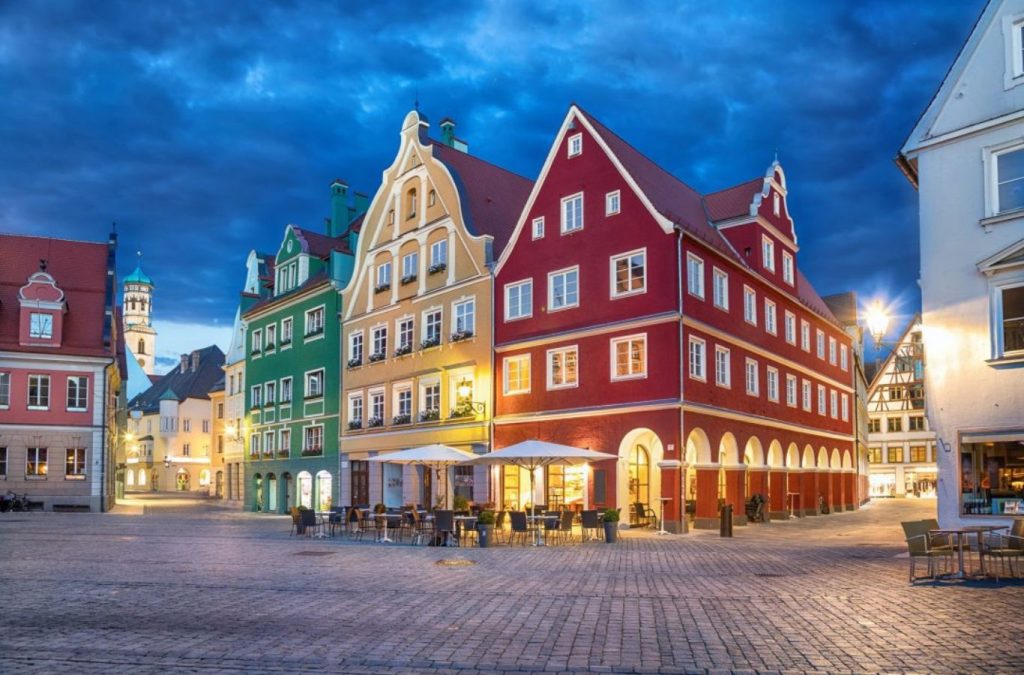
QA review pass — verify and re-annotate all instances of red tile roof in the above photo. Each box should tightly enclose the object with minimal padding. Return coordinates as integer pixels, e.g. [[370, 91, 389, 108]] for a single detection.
[[704, 178, 763, 222], [796, 270, 840, 324], [431, 141, 533, 255], [0, 233, 113, 357]]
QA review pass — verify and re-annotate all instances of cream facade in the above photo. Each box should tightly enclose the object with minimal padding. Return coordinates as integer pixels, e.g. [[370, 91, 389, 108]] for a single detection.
[[339, 111, 530, 508]]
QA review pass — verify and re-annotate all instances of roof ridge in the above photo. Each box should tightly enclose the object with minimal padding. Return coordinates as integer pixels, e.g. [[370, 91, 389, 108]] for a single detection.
[[429, 140, 534, 183]]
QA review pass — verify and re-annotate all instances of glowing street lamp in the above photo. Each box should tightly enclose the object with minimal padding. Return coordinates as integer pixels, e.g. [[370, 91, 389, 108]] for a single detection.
[[865, 300, 891, 350], [456, 379, 486, 415]]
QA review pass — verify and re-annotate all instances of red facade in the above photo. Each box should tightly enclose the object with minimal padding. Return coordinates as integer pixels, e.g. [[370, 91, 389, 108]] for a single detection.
[[493, 106, 856, 530]]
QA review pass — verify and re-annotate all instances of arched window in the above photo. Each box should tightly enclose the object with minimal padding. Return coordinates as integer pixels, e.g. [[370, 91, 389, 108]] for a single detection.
[[629, 444, 650, 506], [138, 339, 146, 355], [130, 299, 136, 310], [428, 189, 436, 207], [407, 188, 417, 219]]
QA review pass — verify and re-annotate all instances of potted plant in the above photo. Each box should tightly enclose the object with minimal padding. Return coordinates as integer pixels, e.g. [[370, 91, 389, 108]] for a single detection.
[[602, 507, 620, 543], [453, 494, 469, 513], [476, 510, 495, 548]]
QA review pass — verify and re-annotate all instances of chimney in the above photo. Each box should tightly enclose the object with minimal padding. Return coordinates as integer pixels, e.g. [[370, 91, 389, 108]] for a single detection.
[[329, 179, 349, 237], [180, 354, 188, 373], [439, 118, 469, 153], [191, 351, 200, 372]]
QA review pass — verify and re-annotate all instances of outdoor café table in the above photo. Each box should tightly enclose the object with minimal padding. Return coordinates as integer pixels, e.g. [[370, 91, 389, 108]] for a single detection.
[[786, 492, 800, 519], [526, 514, 560, 546], [929, 526, 1004, 578], [453, 515, 477, 546], [373, 513, 403, 544]]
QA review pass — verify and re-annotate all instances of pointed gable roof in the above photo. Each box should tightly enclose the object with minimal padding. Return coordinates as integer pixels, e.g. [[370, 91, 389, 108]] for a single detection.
[[978, 236, 1024, 274], [128, 345, 225, 412], [867, 315, 922, 393]]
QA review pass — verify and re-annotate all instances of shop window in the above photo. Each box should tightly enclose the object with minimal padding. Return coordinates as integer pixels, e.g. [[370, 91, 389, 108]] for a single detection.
[[887, 447, 903, 463], [960, 439, 1024, 516], [867, 447, 882, 464], [910, 446, 928, 463]]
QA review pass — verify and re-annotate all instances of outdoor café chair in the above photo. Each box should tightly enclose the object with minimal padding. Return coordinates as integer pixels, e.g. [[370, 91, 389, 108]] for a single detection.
[[299, 508, 320, 538], [557, 510, 575, 544], [508, 511, 529, 546], [493, 511, 507, 545], [581, 510, 601, 542], [434, 510, 456, 547], [982, 519, 1024, 580], [409, 508, 433, 546], [920, 518, 959, 552], [289, 507, 302, 536], [902, 520, 954, 582], [544, 510, 561, 541], [328, 507, 345, 537], [634, 502, 656, 528]]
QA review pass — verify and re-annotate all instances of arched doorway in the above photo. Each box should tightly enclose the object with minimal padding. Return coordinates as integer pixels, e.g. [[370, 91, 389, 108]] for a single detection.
[[684, 428, 711, 523], [138, 469, 147, 488], [176, 468, 190, 491], [316, 470, 333, 511], [617, 428, 664, 527], [267, 473, 278, 512], [126, 468, 135, 488], [282, 472, 294, 510], [253, 473, 263, 511], [297, 471, 313, 509]]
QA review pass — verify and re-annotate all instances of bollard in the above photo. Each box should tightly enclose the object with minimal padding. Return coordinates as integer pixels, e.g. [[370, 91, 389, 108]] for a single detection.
[[720, 504, 734, 537]]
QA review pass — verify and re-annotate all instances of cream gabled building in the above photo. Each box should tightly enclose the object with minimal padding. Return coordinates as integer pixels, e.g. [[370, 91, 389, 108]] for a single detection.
[[865, 318, 937, 499], [339, 111, 531, 508]]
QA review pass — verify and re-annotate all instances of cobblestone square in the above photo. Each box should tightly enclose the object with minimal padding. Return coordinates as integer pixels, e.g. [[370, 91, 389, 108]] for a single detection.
[[1, 498, 1021, 674]]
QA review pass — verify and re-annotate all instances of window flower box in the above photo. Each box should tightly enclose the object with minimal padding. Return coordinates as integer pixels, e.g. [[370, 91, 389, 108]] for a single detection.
[[347, 357, 363, 369], [450, 330, 474, 343], [368, 351, 386, 363], [262, 450, 275, 458], [263, 401, 275, 408], [249, 404, 261, 411], [280, 338, 292, 346], [449, 403, 475, 419], [394, 343, 412, 357], [428, 262, 447, 275], [400, 274, 417, 286], [265, 342, 276, 351], [420, 336, 441, 349], [301, 447, 323, 457], [367, 417, 384, 428], [251, 348, 262, 356], [304, 393, 323, 401], [419, 409, 440, 422], [277, 450, 289, 458], [374, 283, 391, 294], [348, 419, 363, 431], [304, 326, 324, 338], [392, 414, 412, 426]]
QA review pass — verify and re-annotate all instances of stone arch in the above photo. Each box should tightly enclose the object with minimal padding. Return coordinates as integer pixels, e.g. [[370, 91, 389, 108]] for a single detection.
[[842, 449, 854, 470], [617, 427, 664, 526], [817, 447, 829, 469], [743, 436, 765, 467], [718, 432, 740, 466], [685, 428, 712, 465], [802, 445, 816, 469], [768, 440, 785, 468], [786, 443, 800, 468], [830, 448, 842, 470]]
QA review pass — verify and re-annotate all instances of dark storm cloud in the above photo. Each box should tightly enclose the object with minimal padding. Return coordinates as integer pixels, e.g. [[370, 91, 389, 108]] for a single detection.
[[0, 0, 984, 331]]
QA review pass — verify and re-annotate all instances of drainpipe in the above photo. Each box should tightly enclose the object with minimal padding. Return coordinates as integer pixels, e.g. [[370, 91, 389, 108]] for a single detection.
[[676, 225, 688, 533]]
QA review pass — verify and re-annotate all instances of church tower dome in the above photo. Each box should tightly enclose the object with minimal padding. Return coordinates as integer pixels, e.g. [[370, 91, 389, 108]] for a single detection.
[[123, 251, 157, 374]]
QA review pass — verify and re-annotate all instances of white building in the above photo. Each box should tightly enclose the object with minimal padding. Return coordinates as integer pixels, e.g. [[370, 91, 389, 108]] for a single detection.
[[865, 318, 937, 499], [898, 0, 1024, 525]]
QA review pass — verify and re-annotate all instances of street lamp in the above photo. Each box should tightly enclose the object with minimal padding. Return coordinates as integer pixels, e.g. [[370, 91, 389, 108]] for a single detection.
[[865, 300, 891, 350], [456, 379, 486, 415]]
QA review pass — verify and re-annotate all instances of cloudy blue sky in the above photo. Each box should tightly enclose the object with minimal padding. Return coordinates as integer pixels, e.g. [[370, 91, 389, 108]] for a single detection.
[[0, 0, 985, 370]]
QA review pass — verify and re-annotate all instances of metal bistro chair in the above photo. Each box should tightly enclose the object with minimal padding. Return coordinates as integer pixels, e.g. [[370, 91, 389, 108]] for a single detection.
[[433, 510, 456, 547], [409, 508, 433, 546], [557, 510, 575, 545], [633, 502, 656, 529], [289, 507, 302, 536], [982, 519, 1024, 580], [508, 511, 529, 547], [581, 510, 602, 542], [328, 507, 346, 537], [902, 520, 954, 582], [543, 510, 561, 543], [299, 509, 321, 538], [493, 511, 507, 545]]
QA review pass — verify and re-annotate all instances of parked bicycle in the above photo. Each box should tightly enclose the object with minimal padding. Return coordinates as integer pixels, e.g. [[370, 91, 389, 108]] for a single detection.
[[1, 491, 31, 512]]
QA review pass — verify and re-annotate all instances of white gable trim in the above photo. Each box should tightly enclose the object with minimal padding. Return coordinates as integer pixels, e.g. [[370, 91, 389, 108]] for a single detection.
[[978, 236, 1024, 274]]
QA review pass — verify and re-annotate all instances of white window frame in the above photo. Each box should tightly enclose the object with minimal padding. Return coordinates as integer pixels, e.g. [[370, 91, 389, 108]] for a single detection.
[[816, 329, 825, 359], [420, 379, 441, 414], [828, 337, 837, 365], [762, 235, 775, 272], [712, 267, 729, 310], [567, 132, 582, 157], [280, 428, 291, 453], [560, 192, 584, 234], [784, 310, 796, 345], [370, 324, 387, 358], [817, 384, 827, 416], [992, 279, 1024, 358], [548, 266, 579, 311], [348, 392, 364, 425], [504, 279, 533, 321], [841, 393, 850, 422], [782, 251, 794, 285], [611, 334, 647, 381], [546, 345, 579, 390], [766, 366, 779, 402], [66, 376, 88, 412], [376, 261, 392, 288], [802, 379, 812, 412], [280, 376, 293, 404], [744, 358, 759, 396], [250, 384, 262, 408], [688, 337, 706, 382], [605, 190, 620, 216], [369, 389, 385, 422], [304, 425, 324, 453], [452, 298, 475, 336], [714, 345, 731, 388], [430, 239, 448, 267], [986, 138, 1024, 217], [610, 249, 646, 298], [28, 374, 50, 410], [305, 369, 325, 399], [304, 305, 325, 339], [801, 320, 811, 352], [423, 307, 442, 345], [281, 317, 293, 346], [251, 329, 263, 355], [764, 299, 777, 335], [532, 216, 545, 240], [348, 330, 364, 364], [503, 354, 532, 395], [743, 286, 757, 325], [686, 253, 705, 300], [830, 389, 838, 419], [28, 312, 53, 339], [840, 344, 849, 371], [401, 251, 418, 280], [397, 316, 414, 351], [0, 372, 9, 408], [786, 374, 797, 407]]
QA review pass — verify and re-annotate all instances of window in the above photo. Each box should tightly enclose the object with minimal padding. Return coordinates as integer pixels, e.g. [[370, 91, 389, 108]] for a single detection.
[[561, 193, 583, 233], [532, 217, 545, 240], [908, 416, 925, 431], [280, 429, 291, 453], [762, 235, 775, 272], [782, 251, 794, 285], [401, 252, 418, 281], [816, 329, 825, 359], [396, 388, 412, 418], [422, 381, 440, 413], [828, 337, 837, 365], [887, 417, 902, 432], [840, 344, 849, 371], [611, 250, 646, 297], [453, 298, 475, 336], [786, 374, 797, 406], [406, 187, 417, 219], [784, 311, 796, 344], [371, 325, 387, 359], [65, 448, 86, 479], [217, 403, 224, 419], [505, 280, 533, 320], [423, 309, 442, 346], [281, 318, 293, 345], [260, 434, 271, 456], [265, 324, 276, 349], [26, 447, 47, 477], [202, 419, 210, 433], [29, 312, 53, 339], [1, 373, 13, 406], [66, 376, 88, 411], [28, 374, 49, 409], [743, 286, 757, 325], [183, 418, 191, 432], [348, 331, 364, 364], [867, 447, 882, 463], [612, 335, 646, 380], [687, 337, 706, 381], [802, 380, 812, 411], [304, 426, 323, 453], [712, 268, 728, 310], [715, 346, 731, 387], [773, 193, 781, 217], [910, 446, 928, 463], [430, 240, 448, 268], [398, 317, 414, 352], [428, 189, 436, 207], [800, 320, 810, 351], [376, 261, 392, 289], [687, 254, 705, 299], [887, 447, 903, 464], [829, 390, 838, 418], [280, 377, 292, 403], [251, 329, 263, 354], [767, 367, 779, 402], [868, 418, 881, 433], [305, 307, 325, 337], [250, 434, 260, 455], [264, 381, 276, 405], [306, 370, 324, 399], [568, 132, 582, 157], [349, 394, 363, 425], [841, 393, 850, 422], [817, 385, 826, 415], [998, 285, 1024, 355], [764, 300, 777, 335], [745, 358, 759, 396], [605, 190, 620, 215], [504, 355, 531, 395], [0, 447, 5, 477], [993, 146, 1024, 214], [250, 384, 262, 408], [889, 386, 904, 401], [547, 346, 579, 389], [370, 391, 385, 422], [548, 267, 579, 310]]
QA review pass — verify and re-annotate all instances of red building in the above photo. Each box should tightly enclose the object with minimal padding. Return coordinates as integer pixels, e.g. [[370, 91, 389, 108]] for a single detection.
[[493, 106, 856, 530], [0, 232, 125, 511]]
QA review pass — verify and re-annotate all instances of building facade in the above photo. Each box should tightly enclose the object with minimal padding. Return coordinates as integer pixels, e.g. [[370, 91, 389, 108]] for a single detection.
[[209, 381, 226, 497], [123, 256, 157, 375], [339, 111, 531, 508], [0, 232, 124, 511], [242, 184, 366, 513], [493, 106, 857, 530], [898, 0, 1024, 525]]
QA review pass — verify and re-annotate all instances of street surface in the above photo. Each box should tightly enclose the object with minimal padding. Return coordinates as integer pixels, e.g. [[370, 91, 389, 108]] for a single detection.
[[1, 497, 1021, 674]]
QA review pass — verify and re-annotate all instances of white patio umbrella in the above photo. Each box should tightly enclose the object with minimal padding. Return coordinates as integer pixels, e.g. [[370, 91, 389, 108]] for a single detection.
[[460, 440, 618, 515], [367, 444, 477, 508]]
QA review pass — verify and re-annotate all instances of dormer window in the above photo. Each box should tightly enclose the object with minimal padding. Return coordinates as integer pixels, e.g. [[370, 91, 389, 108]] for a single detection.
[[29, 313, 53, 339]]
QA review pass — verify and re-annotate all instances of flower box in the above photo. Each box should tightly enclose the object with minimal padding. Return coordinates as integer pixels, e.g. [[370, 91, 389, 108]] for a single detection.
[[368, 352, 386, 363], [348, 420, 363, 431], [400, 274, 417, 286], [347, 357, 363, 368], [301, 447, 323, 457], [420, 336, 441, 349], [367, 417, 384, 428], [304, 327, 324, 338], [419, 409, 440, 422], [428, 262, 447, 275], [450, 330, 474, 343], [392, 414, 412, 426], [449, 404, 475, 419], [276, 450, 289, 458], [394, 344, 412, 357], [374, 283, 391, 294]]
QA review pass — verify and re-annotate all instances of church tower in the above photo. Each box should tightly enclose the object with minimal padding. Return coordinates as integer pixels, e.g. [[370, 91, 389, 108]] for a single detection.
[[123, 252, 157, 374]]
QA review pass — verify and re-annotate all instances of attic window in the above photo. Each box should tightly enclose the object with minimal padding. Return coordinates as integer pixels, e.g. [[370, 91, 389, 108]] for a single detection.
[[407, 188, 417, 220], [773, 193, 780, 217], [428, 190, 436, 207], [29, 313, 53, 339], [568, 133, 582, 158]]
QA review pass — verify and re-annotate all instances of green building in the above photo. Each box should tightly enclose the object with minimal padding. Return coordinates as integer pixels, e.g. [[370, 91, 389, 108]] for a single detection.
[[243, 180, 366, 512]]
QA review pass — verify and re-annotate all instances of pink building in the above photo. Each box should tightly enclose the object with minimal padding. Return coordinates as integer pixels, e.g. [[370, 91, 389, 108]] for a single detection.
[[493, 106, 856, 530], [0, 232, 124, 511]]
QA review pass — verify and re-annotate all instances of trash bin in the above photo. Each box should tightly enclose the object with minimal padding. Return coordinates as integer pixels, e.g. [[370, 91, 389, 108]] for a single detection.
[[478, 524, 491, 548], [720, 504, 733, 537]]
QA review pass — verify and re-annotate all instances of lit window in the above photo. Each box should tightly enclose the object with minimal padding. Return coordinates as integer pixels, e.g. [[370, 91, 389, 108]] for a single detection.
[[715, 346, 730, 388], [504, 355, 531, 395], [26, 447, 47, 477], [764, 299, 777, 335], [611, 250, 645, 297], [712, 268, 729, 310], [766, 366, 779, 402], [548, 267, 579, 310], [762, 235, 775, 272], [782, 252, 794, 285], [612, 335, 647, 380], [561, 193, 583, 233], [65, 448, 86, 478], [547, 346, 579, 389], [688, 337, 706, 381], [687, 254, 704, 299], [605, 190, 620, 215], [532, 217, 545, 240], [505, 280, 533, 320], [568, 133, 582, 157], [745, 358, 759, 396], [29, 312, 53, 339], [743, 286, 757, 325]]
